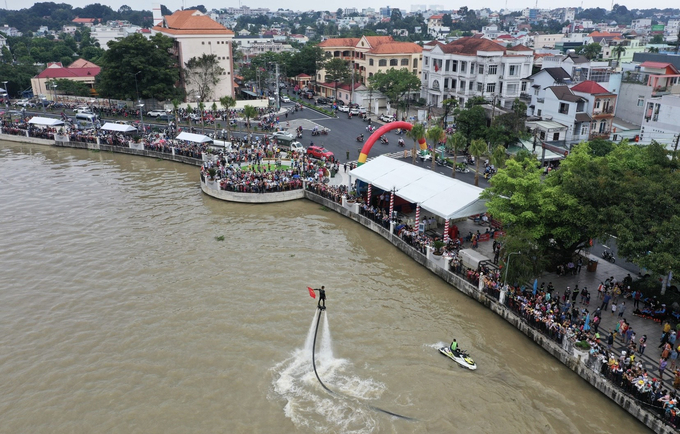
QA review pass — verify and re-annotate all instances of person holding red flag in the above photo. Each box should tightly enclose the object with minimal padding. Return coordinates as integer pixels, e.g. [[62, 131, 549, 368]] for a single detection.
[[308, 285, 326, 310]]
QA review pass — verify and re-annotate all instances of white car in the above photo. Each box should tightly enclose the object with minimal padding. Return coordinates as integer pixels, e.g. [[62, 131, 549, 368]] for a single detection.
[[358, 107, 367, 114], [380, 113, 396, 122], [349, 107, 360, 115], [281, 96, 291, 103], [338, 105, 349, 113], [146, 110, 167, 117], [272, 131, 294, 140]]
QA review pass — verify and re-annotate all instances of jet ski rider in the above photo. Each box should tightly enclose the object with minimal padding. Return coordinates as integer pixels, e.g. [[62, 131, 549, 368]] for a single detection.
[[450, 339, 458, 353]]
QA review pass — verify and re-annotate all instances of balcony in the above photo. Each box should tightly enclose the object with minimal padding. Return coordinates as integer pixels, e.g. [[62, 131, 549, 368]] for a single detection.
[[590, 130, 611, 139], [519, 92, 532, 101], [592, 107, 615, 118], [536, 98, 545, 103]]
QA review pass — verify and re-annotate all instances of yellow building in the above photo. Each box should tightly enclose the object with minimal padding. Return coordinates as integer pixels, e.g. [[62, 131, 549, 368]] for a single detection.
[[317, 36, 422, 86]]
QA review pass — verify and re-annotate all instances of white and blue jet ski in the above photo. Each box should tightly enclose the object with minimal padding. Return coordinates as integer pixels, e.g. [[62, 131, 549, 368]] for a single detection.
[[439, 346, 477, 370]]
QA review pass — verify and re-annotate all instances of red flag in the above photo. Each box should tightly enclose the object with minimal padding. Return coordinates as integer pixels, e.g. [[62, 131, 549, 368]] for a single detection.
[[308, 287, 316, 298]]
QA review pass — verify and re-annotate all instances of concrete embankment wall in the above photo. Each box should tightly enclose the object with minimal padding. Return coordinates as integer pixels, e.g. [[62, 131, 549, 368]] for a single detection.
[[200, 179, 305, 203], [304, 191, 673, 434], [0, 134, 204, 167]]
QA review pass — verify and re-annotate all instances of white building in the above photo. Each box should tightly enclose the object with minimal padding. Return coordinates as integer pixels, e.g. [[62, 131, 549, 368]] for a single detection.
[[631, 19, 652, 30], [542, 52, 612, 84], [91, 21, 145, 49], [420, 37, 534, 109], [640, 94, 680, 146], [152, 8, 235, 101]]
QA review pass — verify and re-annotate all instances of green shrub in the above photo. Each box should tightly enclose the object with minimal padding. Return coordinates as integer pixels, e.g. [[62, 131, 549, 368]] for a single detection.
[[575, 340, 591, 350]]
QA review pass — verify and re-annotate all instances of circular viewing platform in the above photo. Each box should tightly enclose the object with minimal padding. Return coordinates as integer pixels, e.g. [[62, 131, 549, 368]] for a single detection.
[[200, 177, 305, 203]]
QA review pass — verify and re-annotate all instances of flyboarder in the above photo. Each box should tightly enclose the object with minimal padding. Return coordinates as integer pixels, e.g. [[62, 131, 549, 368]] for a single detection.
[[313, 286, 326, 310]]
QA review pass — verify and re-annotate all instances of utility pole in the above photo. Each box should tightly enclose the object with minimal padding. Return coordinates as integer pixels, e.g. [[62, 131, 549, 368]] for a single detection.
[[350, 60, 355, 106], [673, 133, 680, 160], [275, 63, 280, 111]]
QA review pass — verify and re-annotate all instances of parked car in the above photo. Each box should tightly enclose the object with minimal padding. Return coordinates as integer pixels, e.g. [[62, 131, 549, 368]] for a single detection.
[[278, 82, 287, 89], [146, 110, 167, 117], [349, 107, 360, 116], [281, 96, 291, 103], [358, 107, 367, 114], [306, 145, 335, 160], [316, 97, 328, 105], [16, 99, 35, 108], [157, 113, 175, 122], [338, 105, 350, 113], [379, 113, 396, 122]]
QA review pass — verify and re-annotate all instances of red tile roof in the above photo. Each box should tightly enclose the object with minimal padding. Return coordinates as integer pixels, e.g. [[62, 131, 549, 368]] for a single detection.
[[36, 58, 100, 79], [72, 17, 96, 24], [640, 61, 680, 74], [319, 36, 421, 55], [318, 38, 360, 48], [429, 14, 444, 20], [440, 37, 506, 55], [571, 80, 611, 94], [370, 41, 422, 54], [510, 44, 533, 52], [153, 10, 233, 35]]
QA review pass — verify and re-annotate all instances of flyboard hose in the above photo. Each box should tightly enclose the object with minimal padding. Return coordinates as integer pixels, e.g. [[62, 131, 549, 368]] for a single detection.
[[311, 307, 415, 421]]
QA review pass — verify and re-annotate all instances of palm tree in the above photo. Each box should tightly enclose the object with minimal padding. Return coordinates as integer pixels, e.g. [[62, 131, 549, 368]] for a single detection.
[[219, 95, 236, 141], [611, 45, 626, 67], [490, 144, 507, 170], [211, 102, 218, 134], [445, 131, 467, 178], [426, 126, 445, 170], [243, 105, 258, 144], [198, 101, 206, 134], [171, 98, 180, 128], [406, 123, 426, 164], [469, 138, 487, 186]]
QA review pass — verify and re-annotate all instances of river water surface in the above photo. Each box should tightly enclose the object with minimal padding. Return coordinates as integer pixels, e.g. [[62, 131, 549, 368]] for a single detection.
[[0, 141, 650, 433]]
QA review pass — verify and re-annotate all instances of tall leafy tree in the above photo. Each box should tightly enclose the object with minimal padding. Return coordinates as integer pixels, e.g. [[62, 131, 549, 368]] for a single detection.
[[323, 57, 350, 100], [468, 138, 487, 186], [220, 95, 236, 139], [407, 122, 425, 164], [243, 105, 258, 143], [426, 125, 444, 170], [368, 68, 420, 120], [454, 105, 487, 143], [96, 33, 180, 101], [184, 54, 226, 102], [445, 131, 467, 178]]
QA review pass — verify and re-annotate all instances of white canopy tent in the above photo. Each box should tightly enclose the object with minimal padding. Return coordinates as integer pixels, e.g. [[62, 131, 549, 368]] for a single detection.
[[176, 132, 213, 143], [28, 116, 64, 127], [349, 155, 487, 220], [101, 123, 137, 133]]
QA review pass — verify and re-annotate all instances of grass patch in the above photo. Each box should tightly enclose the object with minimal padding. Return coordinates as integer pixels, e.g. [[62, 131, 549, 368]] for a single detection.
[[240, 163, 291, 173], [214, 235, 225, 241], [320, 206, 330, 211]]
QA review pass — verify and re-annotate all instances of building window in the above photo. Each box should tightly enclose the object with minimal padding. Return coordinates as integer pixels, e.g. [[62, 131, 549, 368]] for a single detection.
[[507, 83, 518, 95], [553, 132, 560, 141], [469, 81, 473, 90], [559, 103, 569, 114], [202, 41, 205, 45], [521, 81, 527, 92], [413, 59, 418, 68], [460, 80, 465, 90], [369, 72, 373, 78], [424, 56, 429, 66], [595, 100, 601, 109], [478, 64, 484, 74], [488, 65, 498, 75], [534, 88, 539, 96], [379, 59, 387, 66], [477, 82, 483, 92], [369, 59, 374, 66], [486, 83, 496, 93], [445, 60, 450, 71], [452, 60, 457, 72], [460, 61, 466, 73], [637, 97, 644, 106], [451, 79, 457, 89], [509, 65, 518, 76], [537, 109, 542, 116], [390, 59, 398, 66], [581, 124, 589, 135], [401, 58, 409, 66]]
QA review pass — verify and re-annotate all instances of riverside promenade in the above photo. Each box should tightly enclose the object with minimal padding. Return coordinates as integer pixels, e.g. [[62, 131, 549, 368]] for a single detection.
[[2, 133, 673, 432]]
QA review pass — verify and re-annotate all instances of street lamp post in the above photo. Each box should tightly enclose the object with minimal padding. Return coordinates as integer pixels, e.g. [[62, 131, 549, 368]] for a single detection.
[[2, 81, 8, 105], [503, 251, 522, 287], [137, 102, 145, 134], [52, 82, 58, 105], [134, 71, 141, 103]]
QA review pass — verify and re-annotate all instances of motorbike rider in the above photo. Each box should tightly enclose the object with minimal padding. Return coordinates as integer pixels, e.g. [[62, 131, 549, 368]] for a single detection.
[[357, 133, 364, 142], [398, 138, 405, 147]]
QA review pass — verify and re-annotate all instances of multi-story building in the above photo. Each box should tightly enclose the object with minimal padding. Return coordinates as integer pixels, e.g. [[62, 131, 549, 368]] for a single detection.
[[233, 35, 294, 61], [640, 94, 680, 146], [420, 36, 534, 109], [30, 59, 101, 99], [316, 35, 422, 87], [152, 9, 235, 101], [529, 80, 617, 144], [617, 61, 680, 126], [90, 21, 145, 49], [542, 52, 612, 83]]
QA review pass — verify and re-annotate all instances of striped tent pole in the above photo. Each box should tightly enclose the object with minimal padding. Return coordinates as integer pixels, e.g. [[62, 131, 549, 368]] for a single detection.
[[367, 183, 372, 206], [415, 204, 420, 231], [444, 219, 450, 243], [389, 189, 394, 221]]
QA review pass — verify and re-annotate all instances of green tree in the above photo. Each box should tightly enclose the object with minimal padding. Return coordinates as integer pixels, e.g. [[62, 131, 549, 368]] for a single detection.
[[611, 45, 626, 63], [198, 101, 206, 133], [468, 138, 487, 186], [171, 98, 180, 126], [243, 105, 258, 143], [454, 105, 487, 143], [650, 34, 664, 44], [578, 42, 602, 60], [426, 125, 444, 170], [219, 95, 236, 140], [184, 54, 225, 102], [368, 68, 421, 120], [407, 122, 425, 164], [445, 131, 467, 178], [323, 57, 350, 100], [96, 33, 180, 101], [440, 98, 458, 128]]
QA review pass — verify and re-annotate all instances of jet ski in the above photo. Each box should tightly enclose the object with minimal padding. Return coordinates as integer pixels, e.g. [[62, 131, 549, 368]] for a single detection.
[[439, 347, 477, 370]]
